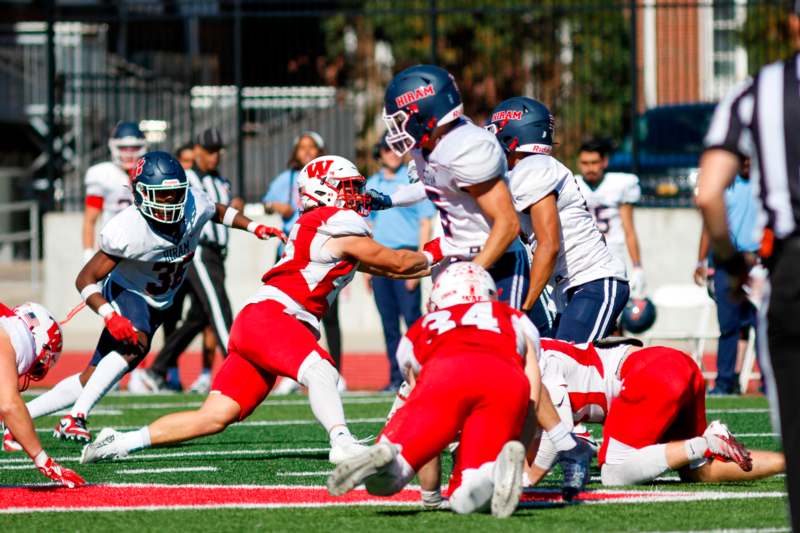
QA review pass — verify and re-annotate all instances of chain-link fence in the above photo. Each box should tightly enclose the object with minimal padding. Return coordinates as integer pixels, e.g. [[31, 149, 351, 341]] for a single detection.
[[0, 0, 792, 214]]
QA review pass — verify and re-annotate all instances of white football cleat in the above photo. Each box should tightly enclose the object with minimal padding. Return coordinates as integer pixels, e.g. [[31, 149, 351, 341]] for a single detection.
[[272, 377, 301, 396], [329, 437, 370, 465], [80, 427, 129, 464], [127, 369, 166, 393], [327, 442, 397, 496], [491, 440, 525, 519], [189, 372, 211, 394], [2, 426, 21, 452], [703, 420, 753, 472]]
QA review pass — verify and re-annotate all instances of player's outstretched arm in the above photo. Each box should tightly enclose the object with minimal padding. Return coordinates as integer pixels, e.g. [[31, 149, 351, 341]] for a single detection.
[[331, 235, 434, 277], [0, 334, 85, 487], [523, 193, 560, 311], [213, 203, 285, 241], [467, 178, 520, 270]]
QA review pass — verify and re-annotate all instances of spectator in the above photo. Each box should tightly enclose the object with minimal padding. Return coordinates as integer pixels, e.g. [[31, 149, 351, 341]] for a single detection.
[[264, 132, 343, 394], [693, 157, 759, 395], [366, 135, 436, 391]]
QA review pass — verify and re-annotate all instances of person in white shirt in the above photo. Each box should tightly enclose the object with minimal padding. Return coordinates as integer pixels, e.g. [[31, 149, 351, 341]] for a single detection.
[[81, 121, 147, 264], [575, 139, 646, 298], [487, 97, 628, 342]]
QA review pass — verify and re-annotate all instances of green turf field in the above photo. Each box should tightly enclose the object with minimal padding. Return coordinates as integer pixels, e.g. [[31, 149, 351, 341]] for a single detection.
[[0, 392, 789, 532]]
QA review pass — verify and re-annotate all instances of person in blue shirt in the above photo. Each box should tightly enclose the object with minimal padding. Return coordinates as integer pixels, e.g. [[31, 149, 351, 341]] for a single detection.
[[366, 135, 436, 391], [694, 157, 760, 395], [263, 132, 344, 393]]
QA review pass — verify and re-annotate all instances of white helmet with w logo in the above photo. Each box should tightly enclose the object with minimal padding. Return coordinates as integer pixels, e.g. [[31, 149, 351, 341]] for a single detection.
[[428, 262, 498, 311], [297, 156, 370, 216]]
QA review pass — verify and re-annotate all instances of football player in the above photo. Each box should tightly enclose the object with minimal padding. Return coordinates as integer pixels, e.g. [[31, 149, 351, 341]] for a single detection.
[[18, 151, 283, 443], [79, 156, 441, 465], [575, 140, 646, 298], [0, 302, 84, 487], [82, 122, 147, 264], [328, 263, 534, 518], [368, 65, 556, 336], [530, 338, 785, 486], [487, 97, 629, 343]]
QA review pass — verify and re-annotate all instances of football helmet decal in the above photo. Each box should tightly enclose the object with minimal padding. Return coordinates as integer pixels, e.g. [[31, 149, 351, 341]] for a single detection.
[[428, 262, 498, 311], [108, 121, 147, 171], [486, 96, 554, 155], [13, 302, 63, 391], [383, 64, 464, 156], [298, 156, 370, 216], [131, 151, 189, 225]]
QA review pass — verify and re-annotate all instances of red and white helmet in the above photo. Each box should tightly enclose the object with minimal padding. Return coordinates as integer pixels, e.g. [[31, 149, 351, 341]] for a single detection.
[[297, 156, 370, 216], [13, 302, 63, 390], [428, 262, 498, 311]]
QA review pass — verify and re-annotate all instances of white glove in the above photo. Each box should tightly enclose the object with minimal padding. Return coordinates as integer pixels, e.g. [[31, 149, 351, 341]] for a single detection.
[[407, 159, 419, 183], [629, 266, 646, 299]]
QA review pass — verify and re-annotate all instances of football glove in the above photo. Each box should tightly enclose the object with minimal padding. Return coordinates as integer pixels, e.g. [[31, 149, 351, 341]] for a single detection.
[[629, 266, 646, 299], [104, 312, 139, 345], [367, 189, 393, 211], [253, 224, 286, 242], [35, 453, 85, 488], [422, 237, 443, 265]]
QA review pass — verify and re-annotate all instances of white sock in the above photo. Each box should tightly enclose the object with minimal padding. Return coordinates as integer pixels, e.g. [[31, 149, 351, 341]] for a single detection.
[[299, 359, 348, 438], [684, 436, 708, 461], [600, 444, 669, 486], [450, 463, 495, 515], [27, 374, 83, 419], [546, 421, 577, 452], [70, 352, 129, 418], [121, 427, 151, 453]]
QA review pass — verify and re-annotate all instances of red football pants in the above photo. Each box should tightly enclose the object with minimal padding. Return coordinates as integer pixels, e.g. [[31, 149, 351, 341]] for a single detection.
[[598, 346, 707, 465], [211, 299, 334, 420], [380, 353, 530, 489]]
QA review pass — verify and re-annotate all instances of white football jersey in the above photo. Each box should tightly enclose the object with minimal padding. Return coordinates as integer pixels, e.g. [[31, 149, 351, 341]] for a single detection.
[[0, 316, 35, 375], [508, 154, 626, 291], [84, 161, 134, 228], [411, 120, 509, 259], [575, 172, 640, 264], [99, 190, 216, 309]]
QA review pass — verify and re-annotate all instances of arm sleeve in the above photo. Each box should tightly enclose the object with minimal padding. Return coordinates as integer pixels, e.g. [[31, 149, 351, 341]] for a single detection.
[[394, 335, 421, 377], [509, 158, 562, 212], [512, 312, 541, 359], [620, 174, 641, 204], [704, 78, 755, 157], [534, 378, 574, 470], [390, 181, 428, 207], [450, 138, 507, 188]]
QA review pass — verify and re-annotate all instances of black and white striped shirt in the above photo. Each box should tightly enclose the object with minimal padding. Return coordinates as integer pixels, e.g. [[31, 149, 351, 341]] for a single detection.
[[705, 52, 800, 240], [187, 167, 232, 249]]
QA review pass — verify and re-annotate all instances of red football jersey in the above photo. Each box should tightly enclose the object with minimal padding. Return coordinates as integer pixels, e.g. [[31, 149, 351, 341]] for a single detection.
[[396, 300, 539, 375], [260, 206, 370, 320]]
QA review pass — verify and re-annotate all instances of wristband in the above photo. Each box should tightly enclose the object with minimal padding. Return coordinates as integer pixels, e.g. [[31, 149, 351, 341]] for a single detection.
[[222, 207, 239, 227], [98, 303, 114, 318], [80, 283, 101, 302], [422, 251, 434, 266], [33, 450, 48, 468], [246, 221, 259, 234]]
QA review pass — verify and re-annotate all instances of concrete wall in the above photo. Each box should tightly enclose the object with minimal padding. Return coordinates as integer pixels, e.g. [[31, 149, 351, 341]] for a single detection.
[[39, 207, 717, 353]]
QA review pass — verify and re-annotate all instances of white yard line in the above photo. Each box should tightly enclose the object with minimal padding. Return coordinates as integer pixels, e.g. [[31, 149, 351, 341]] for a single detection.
[[116, 467, 218, 475], [277, 471, 333, 477], [706, 408, 770, 414]]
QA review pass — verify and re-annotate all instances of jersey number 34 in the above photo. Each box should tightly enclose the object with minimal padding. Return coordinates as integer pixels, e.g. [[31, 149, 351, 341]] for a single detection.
[[422, 302, 501, 335]]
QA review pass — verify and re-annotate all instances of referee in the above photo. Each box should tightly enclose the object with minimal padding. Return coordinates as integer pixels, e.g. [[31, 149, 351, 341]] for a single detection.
[[697, 4, 800, 528], [146, 128, 243, 390]]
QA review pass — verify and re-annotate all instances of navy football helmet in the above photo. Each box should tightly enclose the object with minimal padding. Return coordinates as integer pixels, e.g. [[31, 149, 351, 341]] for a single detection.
[[621, 297, 657, 334], [486, 96, 554, 155], [131, 151, 189, 225], [109, 121, 147, 170], [383, 64, 464, 156]]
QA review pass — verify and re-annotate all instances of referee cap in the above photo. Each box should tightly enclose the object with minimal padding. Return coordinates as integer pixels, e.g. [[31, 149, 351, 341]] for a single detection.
[[196, 128, 225, 152]]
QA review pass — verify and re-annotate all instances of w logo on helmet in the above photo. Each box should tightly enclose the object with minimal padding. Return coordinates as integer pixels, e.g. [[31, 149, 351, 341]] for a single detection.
[[132, 157, 146, 180], [305, 159, 334, 179]]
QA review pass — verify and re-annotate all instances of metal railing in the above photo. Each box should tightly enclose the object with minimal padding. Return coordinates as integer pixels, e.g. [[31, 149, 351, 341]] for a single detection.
[[0, 201, 40, 287]]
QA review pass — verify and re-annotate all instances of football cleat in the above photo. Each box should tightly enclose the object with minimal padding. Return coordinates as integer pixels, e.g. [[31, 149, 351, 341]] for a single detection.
[[703, 420, 753, 472], [327, 442, 397, 496], [272, 377, 301, 396], [80, 427, 129, 464], [2, 426, 22, 452], [558, 438, 595, 502], [329, 436, 370, 465], [54, 414, 91, 443], [188, 372, 211, 394], [491, 440, 525, 519]]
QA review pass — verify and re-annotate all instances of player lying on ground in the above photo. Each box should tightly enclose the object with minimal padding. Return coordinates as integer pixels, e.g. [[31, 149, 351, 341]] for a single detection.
[[8, 151, 283, 446], [528, 338, 785, 486], [0, 302, 83, 487], [80, 155, 442, 465], [328, 263, 534, 518], [487, 97, 629, 343]]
